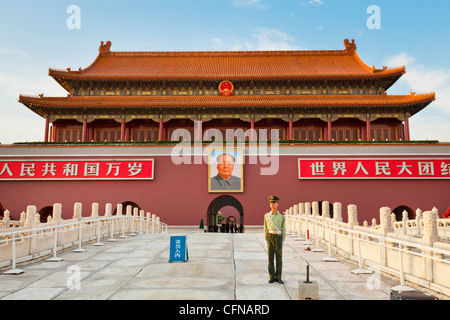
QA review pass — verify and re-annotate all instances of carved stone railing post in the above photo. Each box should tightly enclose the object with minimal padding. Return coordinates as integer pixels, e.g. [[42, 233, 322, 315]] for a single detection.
[[402, 210, 408, 235], [322, 201, 330, 219], [139, 209, 145, 233], [293, 204, 299, 236], [116, 203, 123, 217], [24, 205, 38, 254], [53, 203, 63, 225], [333, 202, 342, 222], [146, 212, 151, 233], [298, 203, 304, 235], [391, 213, 397, 230], [156, 216, 161, 233], [371, 218, 377, 229], [305, 202, 311, 216], [126, 205, 132, 232], [105, 203, 112, 217], [422, 210, 440, 282], [152, 213, 156, 233], [2, 210, 11, 229], [347, 204, 358, 228], [379, 207, 393, 266], [379, 207, 393, 236], [91, 203, 99, 220], [422, 211, 440, 246], [312, 201, 319, 217], [73, 202, 82, 221], [415, 209, 422, 235]]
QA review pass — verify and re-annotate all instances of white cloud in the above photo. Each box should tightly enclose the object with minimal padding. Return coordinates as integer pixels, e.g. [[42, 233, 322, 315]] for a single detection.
[[410, 114, 450, 142], [213, 27, 302, 51], [0, 113, 44, 144], [385, 52, 450, 141], [231, 0, 268, 9], [0, 71, 66, 100], [302, 0, 323, 7], [0, 70, 67, 144], [249, 27, 300, 50], [211, 38, 224, 51], [385, 52, 415, 69], [385, 52, 450, 115], [310, 0, 323, 5], [0, 48, 28, 57]]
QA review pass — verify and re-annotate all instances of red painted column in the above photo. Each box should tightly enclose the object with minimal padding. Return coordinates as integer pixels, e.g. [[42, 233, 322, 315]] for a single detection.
[[44, 118, 49, 142], [289, 116, 293, 140], [49, 125, 53, 142], [250, 117, 255, 140], [399, 123, 404, 141], [196, 118, 202, 141], [158, 117, 164, 141], [82, 118, 87, 142], [120, 118, 126, 141], [404, 116, 410, 141], [366, 117, 371, 140], [327, 117, 332, 141]]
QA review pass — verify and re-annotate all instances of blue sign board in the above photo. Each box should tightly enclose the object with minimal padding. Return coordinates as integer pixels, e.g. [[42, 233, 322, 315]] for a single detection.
[[169, 235, 189, 262]]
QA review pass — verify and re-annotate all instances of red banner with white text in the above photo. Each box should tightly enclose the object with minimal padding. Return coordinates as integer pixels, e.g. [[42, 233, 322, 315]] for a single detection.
[[298, 158, 450, 179], [0, 159, 154, 180]]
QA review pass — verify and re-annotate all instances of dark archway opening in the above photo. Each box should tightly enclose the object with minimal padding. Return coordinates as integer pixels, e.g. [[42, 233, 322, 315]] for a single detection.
[[0, 202, 5, 218], [207, 195, 244, 233], [393, 205, 415, 221], [38, 206, 53, 223], [113, 201, 141, 215], [318, 201, 334, 218]]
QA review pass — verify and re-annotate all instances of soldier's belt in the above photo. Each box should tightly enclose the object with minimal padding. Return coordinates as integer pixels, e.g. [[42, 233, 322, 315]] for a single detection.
[[268, 230, 281, 235]]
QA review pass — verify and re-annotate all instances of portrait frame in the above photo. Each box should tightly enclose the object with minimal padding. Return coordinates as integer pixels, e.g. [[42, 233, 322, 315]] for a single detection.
[[208, 148, 244, 193]]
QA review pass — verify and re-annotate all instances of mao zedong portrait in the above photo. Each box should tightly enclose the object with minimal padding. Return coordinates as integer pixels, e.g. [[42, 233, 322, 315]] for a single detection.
[[210, 152, 242, 192]]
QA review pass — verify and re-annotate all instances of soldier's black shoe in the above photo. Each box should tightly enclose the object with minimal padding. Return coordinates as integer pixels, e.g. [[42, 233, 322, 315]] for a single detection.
[[275, 279, 284, 284], [268, 279, 275, 283]]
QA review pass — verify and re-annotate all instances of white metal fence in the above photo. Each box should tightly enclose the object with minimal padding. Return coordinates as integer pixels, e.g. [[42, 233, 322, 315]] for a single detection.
[[0, 202, 167, 274], [284, 201, 450, 298]]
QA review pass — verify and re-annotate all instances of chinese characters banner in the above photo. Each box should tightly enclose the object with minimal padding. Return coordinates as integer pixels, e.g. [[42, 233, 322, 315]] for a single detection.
[[298, 158, 450, 179], [0, 159, 154, 180]]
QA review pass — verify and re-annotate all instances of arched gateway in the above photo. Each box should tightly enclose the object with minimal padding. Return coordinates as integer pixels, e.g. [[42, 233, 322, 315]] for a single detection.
[[207, 195, 244, 232]]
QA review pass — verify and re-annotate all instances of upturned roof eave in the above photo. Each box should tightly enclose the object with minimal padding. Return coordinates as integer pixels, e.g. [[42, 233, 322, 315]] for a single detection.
[[18, 93, 435, 119], [47, 39, 406, 91]]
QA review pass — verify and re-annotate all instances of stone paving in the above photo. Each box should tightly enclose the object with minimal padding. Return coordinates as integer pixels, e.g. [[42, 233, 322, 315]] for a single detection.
[[0, 227, 396, 300]]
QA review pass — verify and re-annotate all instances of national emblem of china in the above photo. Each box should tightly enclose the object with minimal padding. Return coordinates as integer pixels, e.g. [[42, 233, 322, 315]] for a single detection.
[[219, 80, 234, 96]]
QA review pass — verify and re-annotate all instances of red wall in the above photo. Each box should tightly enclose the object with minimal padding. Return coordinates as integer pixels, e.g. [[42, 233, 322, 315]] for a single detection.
[[1, 148, 450, 227]]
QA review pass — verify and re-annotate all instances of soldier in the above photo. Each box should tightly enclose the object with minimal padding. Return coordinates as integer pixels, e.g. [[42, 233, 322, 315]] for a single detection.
[[264, 195, 286, 284]]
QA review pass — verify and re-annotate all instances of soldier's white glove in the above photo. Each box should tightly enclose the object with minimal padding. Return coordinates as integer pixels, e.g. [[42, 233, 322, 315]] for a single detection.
[[265, 240, 268, 247], [282, 241, 285, 247]]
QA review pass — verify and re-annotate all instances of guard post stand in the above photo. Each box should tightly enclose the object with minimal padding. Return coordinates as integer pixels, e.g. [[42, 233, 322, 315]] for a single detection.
[[298, 265, 319, 300], [169, 235, 189, 263]]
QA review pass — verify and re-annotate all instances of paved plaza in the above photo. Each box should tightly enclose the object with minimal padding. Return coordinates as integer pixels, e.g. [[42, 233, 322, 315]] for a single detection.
[[0, 227, 397, 300]]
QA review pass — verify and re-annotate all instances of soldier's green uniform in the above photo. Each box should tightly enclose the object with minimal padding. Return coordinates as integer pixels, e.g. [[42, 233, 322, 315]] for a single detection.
[[264, 195, 286, 283]]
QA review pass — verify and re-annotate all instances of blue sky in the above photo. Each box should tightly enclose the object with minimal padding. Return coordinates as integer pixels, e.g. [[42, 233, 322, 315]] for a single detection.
[[1, 0, 449, 143]]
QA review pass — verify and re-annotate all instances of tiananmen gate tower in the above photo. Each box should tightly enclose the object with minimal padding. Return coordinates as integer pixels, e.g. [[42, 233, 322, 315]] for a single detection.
[[0, 39, 448, 230], [19, 39, 435, 143]]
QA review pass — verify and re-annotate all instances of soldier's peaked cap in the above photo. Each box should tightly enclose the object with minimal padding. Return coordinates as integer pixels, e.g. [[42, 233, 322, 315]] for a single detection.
[[267, 195, 280, 202]]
